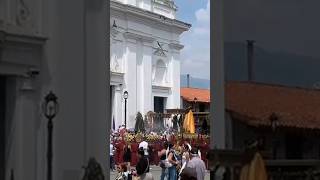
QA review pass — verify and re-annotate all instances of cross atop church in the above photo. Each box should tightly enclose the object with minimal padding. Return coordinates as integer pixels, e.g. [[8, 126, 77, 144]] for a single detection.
[[154, 41, 168, 57]]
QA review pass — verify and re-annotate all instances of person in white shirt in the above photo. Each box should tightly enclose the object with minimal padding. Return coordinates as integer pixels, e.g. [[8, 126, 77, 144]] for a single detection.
[[139, 138, 149, 159]]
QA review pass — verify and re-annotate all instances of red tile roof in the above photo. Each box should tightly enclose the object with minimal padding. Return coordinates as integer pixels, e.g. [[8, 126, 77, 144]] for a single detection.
[[181, 82, 320, 130], [226, 81, 320, 130], [181, 87, 210, 103]]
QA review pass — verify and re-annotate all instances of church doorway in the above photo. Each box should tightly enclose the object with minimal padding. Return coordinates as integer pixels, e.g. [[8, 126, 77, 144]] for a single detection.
[[0, 76, 6, 179], [154, 96, 166, 113]]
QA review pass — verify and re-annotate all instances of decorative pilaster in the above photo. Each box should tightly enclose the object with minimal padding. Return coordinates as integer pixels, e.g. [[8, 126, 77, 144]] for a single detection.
[[142, 38, 153, 114], [17, 76, 37, 180], [114, 85, 123, 129], [164, 42, 183, 108], [123, 32, 138, 129], [136, 40, 144, 114], [123, 31, 155, 127]]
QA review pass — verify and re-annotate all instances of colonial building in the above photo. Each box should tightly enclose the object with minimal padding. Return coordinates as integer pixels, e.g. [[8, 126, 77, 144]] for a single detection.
[[225, 81, 320, 159], [110, 0, 190, 129], [180, 87, 211, 134], [180, 87, 210, 112]]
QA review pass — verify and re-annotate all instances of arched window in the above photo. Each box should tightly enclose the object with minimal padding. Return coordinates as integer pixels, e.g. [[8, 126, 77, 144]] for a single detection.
[[154, 59, 167, 84]]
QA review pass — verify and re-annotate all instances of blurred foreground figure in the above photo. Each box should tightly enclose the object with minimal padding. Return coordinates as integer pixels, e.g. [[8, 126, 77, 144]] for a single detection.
[[187, 148, 206, 180], [179, 167, 197, 180], [240, 152, 267, 180], [82, 157, 104, 180]]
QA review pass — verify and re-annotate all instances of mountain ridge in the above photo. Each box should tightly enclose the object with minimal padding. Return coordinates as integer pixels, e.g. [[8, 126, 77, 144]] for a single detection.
[[180, 74, 210, 89]]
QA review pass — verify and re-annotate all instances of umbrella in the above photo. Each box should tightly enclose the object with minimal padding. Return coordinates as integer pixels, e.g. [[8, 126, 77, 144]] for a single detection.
[[183, 110, 195, 134]]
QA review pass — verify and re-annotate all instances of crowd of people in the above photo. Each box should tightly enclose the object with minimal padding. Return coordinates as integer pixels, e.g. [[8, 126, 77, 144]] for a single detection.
[[110, 138, 207, 180]]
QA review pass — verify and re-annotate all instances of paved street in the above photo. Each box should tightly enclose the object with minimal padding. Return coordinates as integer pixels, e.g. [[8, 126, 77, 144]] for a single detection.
[[110, 165, 210, 180]]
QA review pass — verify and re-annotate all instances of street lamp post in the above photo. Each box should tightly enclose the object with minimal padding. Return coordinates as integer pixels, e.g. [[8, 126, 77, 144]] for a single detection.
[[270, 112, 278, 159], [123, 91, 128, 129], [194, 97, 198, 133], [194, 97, 197, 112], [42, 91, 59, 180]]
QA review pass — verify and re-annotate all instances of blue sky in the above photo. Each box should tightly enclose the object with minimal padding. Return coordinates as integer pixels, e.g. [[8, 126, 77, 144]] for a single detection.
[[175, 0, 210, 80]]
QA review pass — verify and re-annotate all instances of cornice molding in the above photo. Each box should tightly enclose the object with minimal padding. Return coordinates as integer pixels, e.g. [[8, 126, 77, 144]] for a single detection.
[[0, 30, 47, 45], [0, 30, 46, 76], [152, 85, 171, 95], [110, 1, 191, 32], [169, 42, 184, 50], [110, 71, 124, 85], [123, 31, 154, 43], [142, 41, 154, 48]]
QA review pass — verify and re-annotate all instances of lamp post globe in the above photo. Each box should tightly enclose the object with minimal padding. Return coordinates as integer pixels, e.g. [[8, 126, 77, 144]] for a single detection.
[[42, 91, 59, 180], [42, 91, 59, 119], [123, 91, 128, 100], [123, 91, 128, 129]]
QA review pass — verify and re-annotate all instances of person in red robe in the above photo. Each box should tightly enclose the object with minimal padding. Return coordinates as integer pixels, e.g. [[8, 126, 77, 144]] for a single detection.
[[130, 140, 139, 167], [200, 142, 210, 169], [114, 141, 121, 165], [117, 140, 125, 165], [148, 143, 155, 165], [119, 127, 126, 137], [153, 141, 161, 165]]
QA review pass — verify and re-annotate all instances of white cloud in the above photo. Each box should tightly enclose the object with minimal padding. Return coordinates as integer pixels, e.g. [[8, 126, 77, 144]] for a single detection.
[[180, 0, 210, 79], [194, 27, 210, 35], [195, 0, 210, 24]]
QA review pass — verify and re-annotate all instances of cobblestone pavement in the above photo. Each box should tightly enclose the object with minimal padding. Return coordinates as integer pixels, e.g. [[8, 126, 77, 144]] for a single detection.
[[110, 165, 210, 180]]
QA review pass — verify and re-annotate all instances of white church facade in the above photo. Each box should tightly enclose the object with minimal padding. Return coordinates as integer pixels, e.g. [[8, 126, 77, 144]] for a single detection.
[[0, 0, 108, 180], [0, 0, 191, 179], [110, 0, 190, 129]]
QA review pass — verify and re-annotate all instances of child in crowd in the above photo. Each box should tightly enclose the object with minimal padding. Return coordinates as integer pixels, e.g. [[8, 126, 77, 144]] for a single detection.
[[115, 163, 130, 180]]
